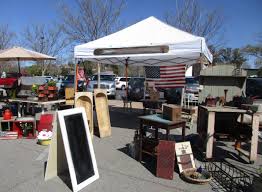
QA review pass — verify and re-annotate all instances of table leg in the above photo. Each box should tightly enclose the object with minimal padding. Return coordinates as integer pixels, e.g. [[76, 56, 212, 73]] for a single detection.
[[182, 123, 186, 141], [250, 113, 259, 163], [17, 104, 21, 117], [206, 112, 215, 159], [166, 128, 169, 140], [41, 105, 45, 114], [155, 127, 159, 140], [139, 121, 143, 162]]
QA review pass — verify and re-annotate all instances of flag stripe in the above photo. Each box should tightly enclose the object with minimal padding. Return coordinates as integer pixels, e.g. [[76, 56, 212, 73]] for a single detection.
[[145, 64, 186, 88]]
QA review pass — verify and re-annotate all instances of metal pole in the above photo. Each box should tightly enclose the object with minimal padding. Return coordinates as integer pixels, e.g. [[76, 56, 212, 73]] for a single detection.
[[74, 59, 78, 105], [17, 58, 21, 74], [97, 62, 101, 89], [125, 59, 128, 98]]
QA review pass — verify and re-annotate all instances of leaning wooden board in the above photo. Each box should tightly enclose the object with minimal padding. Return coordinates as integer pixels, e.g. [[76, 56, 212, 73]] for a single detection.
[[94, 89, 111, 138], [175, 141, 196, 173], [156, 140, 175, 180], [75, 92, 94, 138]]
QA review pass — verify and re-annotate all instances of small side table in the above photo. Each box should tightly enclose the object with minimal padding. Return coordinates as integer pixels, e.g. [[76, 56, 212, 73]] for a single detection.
[[0, 116, 17, 131], [138, 114, 186, 162]]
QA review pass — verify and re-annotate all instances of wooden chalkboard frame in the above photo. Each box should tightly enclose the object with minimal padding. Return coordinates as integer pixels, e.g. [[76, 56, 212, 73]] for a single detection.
[[58, 107, 99, 192]]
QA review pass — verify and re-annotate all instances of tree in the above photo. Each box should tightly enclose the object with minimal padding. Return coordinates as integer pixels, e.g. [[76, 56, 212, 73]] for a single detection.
[[242, 32, 262, 68], [21, 24, 68, 75], [0, 24, 16, 49], [60, 0, 125, 44], [165, 0, 225, 48], [60, 0, 125, 75], [215, 48, 246, 66]]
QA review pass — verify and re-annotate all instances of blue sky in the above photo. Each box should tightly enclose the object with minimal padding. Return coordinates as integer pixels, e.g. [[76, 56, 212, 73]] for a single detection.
[[0, 0, 261, 48]]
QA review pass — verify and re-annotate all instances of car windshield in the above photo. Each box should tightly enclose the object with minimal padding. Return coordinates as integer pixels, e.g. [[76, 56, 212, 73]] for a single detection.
[[186, 78, 199, 85], [92, 75, 115, 81], [64, 75, 74, 81], [129, 78, 145, 87], [5, 73, 20, 78]]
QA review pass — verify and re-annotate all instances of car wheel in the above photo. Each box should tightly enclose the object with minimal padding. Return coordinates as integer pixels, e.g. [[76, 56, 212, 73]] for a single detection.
[[121, 85, 125, 90]]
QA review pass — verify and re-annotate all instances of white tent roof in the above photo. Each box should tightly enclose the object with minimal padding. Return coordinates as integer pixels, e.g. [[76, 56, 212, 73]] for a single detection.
[[74, 16, 212, 66]]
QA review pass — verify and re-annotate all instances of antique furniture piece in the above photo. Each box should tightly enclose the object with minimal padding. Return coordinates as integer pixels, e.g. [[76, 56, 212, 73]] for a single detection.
[[197, 105, 259, 162], [9, 98, 65, 117], [94, 89, 111, 138], [65, 87, 75, 105], [138, 114, 186, 162], [175, 141, 196, 173], [37, 114, 54, 132], [140, 99, 166, 114], [12, 117, 36, 138], [156, 140, 175, 180], [75, 92, 94, 138], [0, 116, 17, 131], [162, 104, 181, 121]]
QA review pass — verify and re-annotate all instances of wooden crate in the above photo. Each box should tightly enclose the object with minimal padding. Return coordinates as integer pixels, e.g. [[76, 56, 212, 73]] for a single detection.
[[162, 104, 181, 121]]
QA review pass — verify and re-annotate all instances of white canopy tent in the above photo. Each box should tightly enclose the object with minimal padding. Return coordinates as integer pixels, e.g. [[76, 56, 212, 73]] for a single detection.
[[74, 16, 213, 99], [74, 16, 212, 65]]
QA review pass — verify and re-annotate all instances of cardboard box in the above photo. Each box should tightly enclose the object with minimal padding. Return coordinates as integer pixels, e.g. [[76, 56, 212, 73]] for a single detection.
[[162, 104, 181, 121]]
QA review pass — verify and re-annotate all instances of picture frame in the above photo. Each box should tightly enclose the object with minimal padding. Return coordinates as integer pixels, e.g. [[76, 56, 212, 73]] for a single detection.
[[57, 107, 99, 192]]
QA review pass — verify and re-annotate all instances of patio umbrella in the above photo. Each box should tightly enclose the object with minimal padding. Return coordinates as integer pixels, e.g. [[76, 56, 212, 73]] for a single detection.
[[0, 46, 56, 73]]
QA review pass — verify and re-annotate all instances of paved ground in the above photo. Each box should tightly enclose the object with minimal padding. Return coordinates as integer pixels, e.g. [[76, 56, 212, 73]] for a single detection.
[[0, 100, 261, 192]]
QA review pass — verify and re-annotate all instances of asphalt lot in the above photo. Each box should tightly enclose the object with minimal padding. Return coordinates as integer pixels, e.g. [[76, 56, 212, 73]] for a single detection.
[[0, 100, 261, 192]]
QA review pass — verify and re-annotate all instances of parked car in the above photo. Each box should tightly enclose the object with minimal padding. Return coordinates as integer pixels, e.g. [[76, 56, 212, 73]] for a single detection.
[[128, 77, 146, 101], [87, 73, 116, 98], [246, 77, 262, 100], [0, 72, 21, 97], [35, 75, 53, 83], [58, 75, 88, 97], [115, 77, 130, 90]]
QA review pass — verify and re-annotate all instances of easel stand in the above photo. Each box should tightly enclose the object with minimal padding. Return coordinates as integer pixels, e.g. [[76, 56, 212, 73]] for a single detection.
[[45, 114, 68, 181]]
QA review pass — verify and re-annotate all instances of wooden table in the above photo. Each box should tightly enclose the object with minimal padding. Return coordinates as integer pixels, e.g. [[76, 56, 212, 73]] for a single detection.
[[138, 114, 186, 162], [9, 99, 66, 117], [197, 105, 259, 162]]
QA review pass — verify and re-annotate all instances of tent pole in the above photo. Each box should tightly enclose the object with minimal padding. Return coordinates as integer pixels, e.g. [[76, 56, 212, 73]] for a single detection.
[[181, 88, 184, 107], [74, 59, 78, 101], [97, 62, 101, 89], [75, 63, 79, 93], [125, 59, 128, 98], [18, 58, 21, 74]]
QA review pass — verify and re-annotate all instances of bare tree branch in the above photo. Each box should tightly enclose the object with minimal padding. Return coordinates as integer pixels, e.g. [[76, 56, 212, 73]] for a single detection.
[[21, 24, 68, 75], [165, 0, 225, 48], [0, 24, 16, 49], [60, 0, 125, 44]]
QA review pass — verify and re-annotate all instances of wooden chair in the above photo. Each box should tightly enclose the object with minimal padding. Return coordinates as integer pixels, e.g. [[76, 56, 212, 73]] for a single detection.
[[122, 96, 132, 110], [65, 87, 75, 106], [37, 114, 54, 132]]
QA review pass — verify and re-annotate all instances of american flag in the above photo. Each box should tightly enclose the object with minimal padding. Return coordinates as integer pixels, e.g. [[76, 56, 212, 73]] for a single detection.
[[145, 64, 186, 88]]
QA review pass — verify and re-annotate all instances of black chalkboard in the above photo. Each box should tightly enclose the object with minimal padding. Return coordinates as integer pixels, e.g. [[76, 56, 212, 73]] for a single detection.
[[64, 113, 95, 184]]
